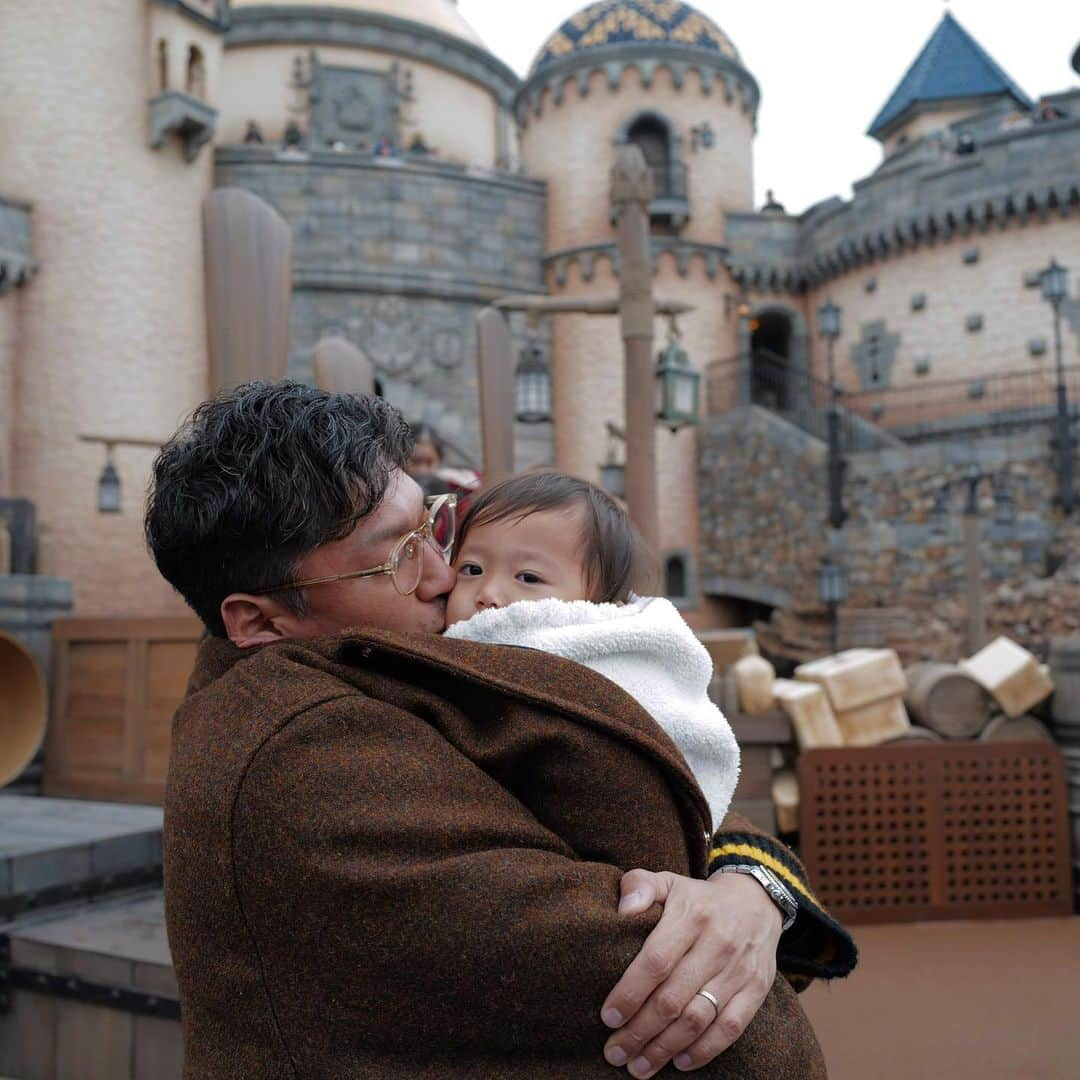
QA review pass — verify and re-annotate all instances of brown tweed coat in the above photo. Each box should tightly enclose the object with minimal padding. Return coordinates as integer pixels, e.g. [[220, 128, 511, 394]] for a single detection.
[[165, 629, 827, 1078]]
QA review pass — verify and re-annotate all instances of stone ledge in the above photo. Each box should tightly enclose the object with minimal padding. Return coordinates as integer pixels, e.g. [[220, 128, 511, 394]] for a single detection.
[[148, 91, 218, 162], [226, 5, 519, 105]]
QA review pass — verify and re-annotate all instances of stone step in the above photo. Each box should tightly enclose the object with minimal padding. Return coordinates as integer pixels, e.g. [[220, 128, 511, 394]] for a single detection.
[[0, 889, 180, 1080], [0, 795, 163, 922]]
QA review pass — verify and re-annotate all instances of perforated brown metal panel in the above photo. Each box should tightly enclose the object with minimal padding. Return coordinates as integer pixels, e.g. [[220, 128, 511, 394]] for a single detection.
[[799, 743, 1072, 925]]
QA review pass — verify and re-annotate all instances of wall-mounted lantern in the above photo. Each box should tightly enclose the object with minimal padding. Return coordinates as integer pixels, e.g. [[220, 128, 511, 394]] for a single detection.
[[515, 341, 552, 424], [654, 319, 701, 433]]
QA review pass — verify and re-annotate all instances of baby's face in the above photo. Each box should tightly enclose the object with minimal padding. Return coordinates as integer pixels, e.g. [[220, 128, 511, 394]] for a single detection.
[[446, 506, 590, 627]]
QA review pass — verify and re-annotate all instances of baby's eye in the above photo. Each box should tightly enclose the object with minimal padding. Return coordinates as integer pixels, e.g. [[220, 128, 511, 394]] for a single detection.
[[458, 562, 483, 577], [517, 571, 544, 585]]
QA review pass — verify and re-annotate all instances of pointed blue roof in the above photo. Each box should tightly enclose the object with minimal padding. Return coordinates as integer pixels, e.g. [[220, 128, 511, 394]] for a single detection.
[[868, 12, 1033, 138]]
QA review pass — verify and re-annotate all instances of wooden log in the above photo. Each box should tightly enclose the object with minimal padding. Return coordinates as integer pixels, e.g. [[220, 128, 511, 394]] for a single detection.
[[904, 662, 994, 740], [773, 679, 843, 750], [960, 637, 1055, 719], [733, 655, 776, 716], [978, 714, 1055, 744], [885, 726, 944, 745], [835, 695, 911, 747], [772, 769, 799, 834], [796, 649, 906, 712], [697, 629, 758, 676]]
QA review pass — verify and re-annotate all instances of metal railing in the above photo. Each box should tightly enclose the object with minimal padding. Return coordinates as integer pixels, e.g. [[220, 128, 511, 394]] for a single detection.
[[706, 352, 1080, 449], [841, 365, 1080, 443], [706, 351, 896, 452], [648, 161, 688, 203]]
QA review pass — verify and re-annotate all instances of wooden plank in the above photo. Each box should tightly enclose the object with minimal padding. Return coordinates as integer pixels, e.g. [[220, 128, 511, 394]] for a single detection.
[[203, 187, 293, 394], [476, 308, 516, 486], [46, 620, 202, 805], [51, 617, 203, 642]]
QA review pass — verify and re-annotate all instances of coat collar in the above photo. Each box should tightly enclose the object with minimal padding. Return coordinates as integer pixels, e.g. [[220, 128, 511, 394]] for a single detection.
[[187, 626, 712, 867]]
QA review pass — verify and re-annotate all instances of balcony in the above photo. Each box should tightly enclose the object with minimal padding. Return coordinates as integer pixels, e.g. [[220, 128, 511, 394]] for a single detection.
[[647, 161, 689, 229]]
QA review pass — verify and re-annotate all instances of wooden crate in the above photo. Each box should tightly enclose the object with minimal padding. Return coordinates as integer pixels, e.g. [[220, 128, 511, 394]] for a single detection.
[[0, 891, 180, 1080], [799, 743, 1072, 925], [44, 618, 203, 805], [728, 710, 794, 835]]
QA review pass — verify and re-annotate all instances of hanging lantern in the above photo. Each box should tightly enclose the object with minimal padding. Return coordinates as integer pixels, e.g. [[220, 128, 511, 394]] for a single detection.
[[1041, 258, 1068, 304], [600, 460, 626, 500], [515, 342, 551, 424], [654, 324, 701, 433], [98, 456, 121, 514], [817, 299, 842, 341], [817, 556, 848, 606]]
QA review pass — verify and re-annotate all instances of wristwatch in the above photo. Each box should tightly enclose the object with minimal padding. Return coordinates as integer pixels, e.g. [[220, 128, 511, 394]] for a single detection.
[[711, 864, 798, 932]]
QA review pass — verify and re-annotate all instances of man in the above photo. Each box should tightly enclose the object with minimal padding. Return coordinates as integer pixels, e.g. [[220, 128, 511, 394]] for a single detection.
[[149, 382, 854, 1078]]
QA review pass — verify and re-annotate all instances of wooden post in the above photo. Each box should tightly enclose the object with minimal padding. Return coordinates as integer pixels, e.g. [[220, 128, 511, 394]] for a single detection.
[[203, 188, 293, 393], [476, 307, 516, 486], [314, 336, 375, 397], [611, 144, 660, 567], [962, 510, 986, 654]]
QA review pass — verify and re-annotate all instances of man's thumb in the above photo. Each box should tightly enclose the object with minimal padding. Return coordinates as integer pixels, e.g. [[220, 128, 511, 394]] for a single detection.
[[618, 868, 668, 914]]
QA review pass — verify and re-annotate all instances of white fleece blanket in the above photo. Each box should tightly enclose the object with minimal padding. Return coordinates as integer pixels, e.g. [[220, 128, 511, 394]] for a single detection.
[[445, 596, 740, 832]]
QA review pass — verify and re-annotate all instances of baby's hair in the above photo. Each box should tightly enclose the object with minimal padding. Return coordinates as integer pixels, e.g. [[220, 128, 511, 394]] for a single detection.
[[454, 471, 645, 603]]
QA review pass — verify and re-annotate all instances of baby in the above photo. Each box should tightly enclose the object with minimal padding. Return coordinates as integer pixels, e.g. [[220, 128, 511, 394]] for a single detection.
[[444, 470, 739, 832]]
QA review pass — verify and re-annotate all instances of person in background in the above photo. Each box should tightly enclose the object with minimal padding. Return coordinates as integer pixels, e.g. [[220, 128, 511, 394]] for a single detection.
[[408, 421, 481, 509]]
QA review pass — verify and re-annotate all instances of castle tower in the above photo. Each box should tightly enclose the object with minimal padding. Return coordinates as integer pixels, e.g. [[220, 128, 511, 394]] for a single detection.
[[867, 11, 1033, 160], [216, 0, 543, 465], [0, 1, 227, 615], [517, 0, 759, 617]]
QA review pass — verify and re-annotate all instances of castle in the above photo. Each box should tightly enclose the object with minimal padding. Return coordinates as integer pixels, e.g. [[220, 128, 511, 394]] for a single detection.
[[0, 0, 1078, 646]]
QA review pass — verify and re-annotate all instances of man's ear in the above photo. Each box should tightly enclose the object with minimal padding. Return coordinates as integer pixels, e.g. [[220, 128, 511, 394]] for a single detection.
[[220, 593, 291, 649]]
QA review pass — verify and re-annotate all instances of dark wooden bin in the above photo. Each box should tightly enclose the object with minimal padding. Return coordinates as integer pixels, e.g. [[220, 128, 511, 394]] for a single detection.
[[44, 618, 202, 806], [798, 742, 1073, 925]]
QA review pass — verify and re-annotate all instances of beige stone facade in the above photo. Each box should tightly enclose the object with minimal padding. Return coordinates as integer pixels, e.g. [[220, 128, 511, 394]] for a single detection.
[[0, 0, 1076, 634]]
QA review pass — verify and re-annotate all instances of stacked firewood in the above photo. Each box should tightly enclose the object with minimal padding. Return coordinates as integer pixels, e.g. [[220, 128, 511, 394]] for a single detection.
[[720, 637, 1057, 833], [753, 605, 962, 668]]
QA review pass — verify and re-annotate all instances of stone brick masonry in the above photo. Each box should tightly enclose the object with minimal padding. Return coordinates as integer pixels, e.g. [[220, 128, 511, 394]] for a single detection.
[[701, 405, 1080, 660]]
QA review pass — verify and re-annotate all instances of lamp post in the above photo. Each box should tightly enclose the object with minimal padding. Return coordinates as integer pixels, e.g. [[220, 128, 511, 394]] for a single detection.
[[818, 554, 848, 655], [79, 434, 165, 515], [1041, 258, 1074, 515], [817, 299, 845, 529], [931, 471, 1014, 653]]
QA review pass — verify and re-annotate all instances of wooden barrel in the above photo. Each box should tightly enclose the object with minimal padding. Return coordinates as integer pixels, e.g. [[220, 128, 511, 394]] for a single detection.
[[1049, 638, 1080, 738], [0, 628, 47, 787], [978, 714, 1054, 744], [885, 725, 944, 746], [904, 662, 993, 739]]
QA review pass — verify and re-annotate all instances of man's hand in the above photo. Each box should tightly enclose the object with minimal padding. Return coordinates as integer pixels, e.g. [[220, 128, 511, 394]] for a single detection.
[[600, 870, 782, 1077]]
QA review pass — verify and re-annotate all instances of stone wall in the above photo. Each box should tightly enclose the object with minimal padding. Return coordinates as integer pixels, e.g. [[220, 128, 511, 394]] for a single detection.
[[215, 147, 549, 466], [700, 405, 1080, 659], [0, 0, 222, 617]]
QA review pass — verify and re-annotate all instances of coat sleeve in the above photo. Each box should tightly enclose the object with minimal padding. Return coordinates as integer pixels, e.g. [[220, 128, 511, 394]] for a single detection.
[[228, 693, 822, 1070], [709, 812, 858, 984]]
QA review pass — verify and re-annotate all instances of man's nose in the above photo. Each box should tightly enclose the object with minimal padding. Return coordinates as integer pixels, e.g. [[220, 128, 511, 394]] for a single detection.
[[417, 547, 456, 600]]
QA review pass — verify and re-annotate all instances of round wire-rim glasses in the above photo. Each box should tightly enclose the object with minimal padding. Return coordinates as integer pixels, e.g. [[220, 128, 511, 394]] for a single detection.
[[259, 493, 457, 599]]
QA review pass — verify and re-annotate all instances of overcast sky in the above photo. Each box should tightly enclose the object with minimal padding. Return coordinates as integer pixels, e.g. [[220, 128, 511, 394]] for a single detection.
[[458, 0, 1079, 215]]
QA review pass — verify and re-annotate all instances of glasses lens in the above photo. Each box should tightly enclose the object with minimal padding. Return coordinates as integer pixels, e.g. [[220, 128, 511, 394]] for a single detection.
[[391, 532, 425, 596], [429, 497, 456, 559]]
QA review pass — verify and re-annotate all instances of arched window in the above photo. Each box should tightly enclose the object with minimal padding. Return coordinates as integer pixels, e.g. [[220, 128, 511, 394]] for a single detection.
[[626, 114, 671, 195], [751, 310, 794, 411], [156, 40, 169, 93], [664, 552, 691, 602], [186, 45, 207, 100]]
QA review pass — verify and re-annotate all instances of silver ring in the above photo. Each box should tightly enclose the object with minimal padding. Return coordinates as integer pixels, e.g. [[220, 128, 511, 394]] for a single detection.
[[695, 989, 720, 1022]]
